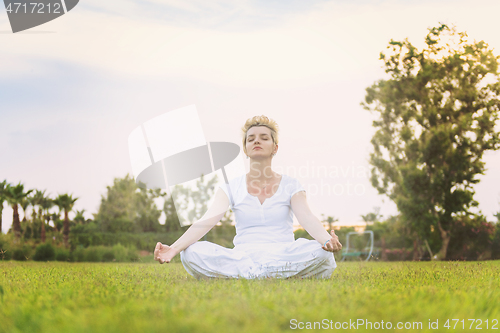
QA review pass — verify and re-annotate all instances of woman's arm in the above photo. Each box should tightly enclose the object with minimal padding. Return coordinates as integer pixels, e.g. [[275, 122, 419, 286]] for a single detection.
[[291, 191, 342, 252], [155, 188, 230, 263]]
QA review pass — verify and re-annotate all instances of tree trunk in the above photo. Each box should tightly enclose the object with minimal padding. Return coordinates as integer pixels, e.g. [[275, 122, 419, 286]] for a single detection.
[[435, 220, 450, 260], [12, 204, 21, 242], [41, 216, 46, 243], [0, 207, 3, 235], [63, 210, 69, 248], [381, 237, 387, 261], [413, 239, 419, 261]]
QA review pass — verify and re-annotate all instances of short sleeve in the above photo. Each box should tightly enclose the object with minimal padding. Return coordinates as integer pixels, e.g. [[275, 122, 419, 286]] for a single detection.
[[290, 177, 306, 199], [218, 182, 234, 209], [218, 183, 230, 201]]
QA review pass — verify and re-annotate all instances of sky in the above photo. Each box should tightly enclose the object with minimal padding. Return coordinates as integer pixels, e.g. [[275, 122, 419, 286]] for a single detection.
[[1, 0, 500, 233]]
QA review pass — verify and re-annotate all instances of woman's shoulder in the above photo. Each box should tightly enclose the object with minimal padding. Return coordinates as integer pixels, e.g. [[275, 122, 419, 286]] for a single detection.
[[279, 174, 305, 195], [280, 173, 299, 184]]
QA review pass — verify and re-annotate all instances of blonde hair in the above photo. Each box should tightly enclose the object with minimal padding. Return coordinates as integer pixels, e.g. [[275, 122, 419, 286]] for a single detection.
[[241, 115, 279, 155]]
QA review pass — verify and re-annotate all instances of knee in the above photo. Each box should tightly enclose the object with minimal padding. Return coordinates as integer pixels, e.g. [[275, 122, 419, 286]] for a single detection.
[[317, 248, 336, 267], [318, 248, 333, 261]]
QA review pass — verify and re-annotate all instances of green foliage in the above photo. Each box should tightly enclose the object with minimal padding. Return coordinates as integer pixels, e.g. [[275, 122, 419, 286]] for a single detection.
[[111, 243, 138, 262], [111, 243, 128, 262], [33, 242, 56, 261], [360, 207, 383, 223], [67, 244, 138, 263], [94, 174, 163, 233], [11, 244, 32, 261], [4, 182, 33, 240], [203, 224, 237, 248], [171, 173, 220, 227], [70, 246, 85, 262], [293, 229, 313, 240], [363, 23, 500, 259], [446, 214, 496, 260], [492, 222, 500, 259], [0, 234, 13, 260], [55, 248, 70, 262], [69, 231, 185, 251], [163, 194, 182, 232], [366, 215, 414, 249]]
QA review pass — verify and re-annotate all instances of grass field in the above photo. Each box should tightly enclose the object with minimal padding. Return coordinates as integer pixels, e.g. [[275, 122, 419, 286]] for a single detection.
[[1, 260, 499, 333]]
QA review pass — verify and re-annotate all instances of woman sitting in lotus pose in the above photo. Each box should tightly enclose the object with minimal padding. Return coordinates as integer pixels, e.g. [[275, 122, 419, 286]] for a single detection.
[[154, 115, 342, 279]]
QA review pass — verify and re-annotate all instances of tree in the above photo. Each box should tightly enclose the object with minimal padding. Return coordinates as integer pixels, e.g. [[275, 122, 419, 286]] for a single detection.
[[54, 194, 78, 248], [163, 194, 182, 232], [320, 214, 338, 232], [30, 190, 47, 241], [362, 24, 500, 259], [0, 180, 8, 234], [73, 209, 87, 225], [39, 194, 54, 243], [171, 173, 219, 226], [94, 174, 162, 233], [5, 182, 33, 242], [19, 195, 32, 239], [360, 207, 383, 224]]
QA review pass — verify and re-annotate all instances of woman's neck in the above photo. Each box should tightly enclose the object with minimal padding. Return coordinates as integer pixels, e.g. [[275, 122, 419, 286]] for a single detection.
[[247, 161, 278, 182]]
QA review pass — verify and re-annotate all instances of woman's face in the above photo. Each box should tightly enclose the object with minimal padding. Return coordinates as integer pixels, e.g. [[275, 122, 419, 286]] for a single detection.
[[246, 126, 275, 158]]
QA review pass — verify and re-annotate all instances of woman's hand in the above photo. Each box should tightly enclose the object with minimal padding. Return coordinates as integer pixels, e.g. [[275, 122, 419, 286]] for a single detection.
[[322, 230, 342, 253], [154, 242, 178, 264]]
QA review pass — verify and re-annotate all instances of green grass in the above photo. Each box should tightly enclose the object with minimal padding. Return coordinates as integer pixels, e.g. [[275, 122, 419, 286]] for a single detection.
[[1, 260, 499, 333]]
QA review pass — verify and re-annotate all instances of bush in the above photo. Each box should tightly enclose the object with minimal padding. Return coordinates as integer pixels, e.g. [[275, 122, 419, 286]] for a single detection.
[[447, 215, 495, 260], [492, 223, 500, 260], [33, 243, 56, 261], [12, 244, 33, 261], [70, 246, 85, 262], [84, 246, 106, 262], [112, 243, 128, 262], [0, 248, 12, 260], [55, 248, 70, 261], [69, 231, 186, 252], [0, 234, 13, 260], [383, 248, 413, 261], [102, 249, 115, 262], [294, 229, 313, 240], [84, 245, 140, 262], [112, 243, 138, 262]]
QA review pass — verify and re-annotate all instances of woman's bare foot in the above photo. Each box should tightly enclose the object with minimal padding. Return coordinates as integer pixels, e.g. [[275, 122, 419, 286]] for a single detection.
[[154, 242, 173, 264]]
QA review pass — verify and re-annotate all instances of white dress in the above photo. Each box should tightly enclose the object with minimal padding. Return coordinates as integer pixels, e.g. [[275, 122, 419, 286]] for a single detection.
[[180, 174, 336, 279]]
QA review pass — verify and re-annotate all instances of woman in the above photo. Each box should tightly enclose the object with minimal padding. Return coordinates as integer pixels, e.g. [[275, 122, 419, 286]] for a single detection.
[[154, 115, 342, 279]]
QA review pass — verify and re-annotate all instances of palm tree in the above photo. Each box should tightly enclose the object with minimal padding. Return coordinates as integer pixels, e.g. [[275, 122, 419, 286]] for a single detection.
[[5, 182, 33, 242], [20, 196, 31, 222], [74, 209, 86, 225], [360, 207, 383, 225], [0, 180, 8, 234], [54, 194, 78, 248], [40, 195, 54, 243], [31, 190, 47, 241], [31, 190, 46, 222], [321, 214, 338, 232]]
